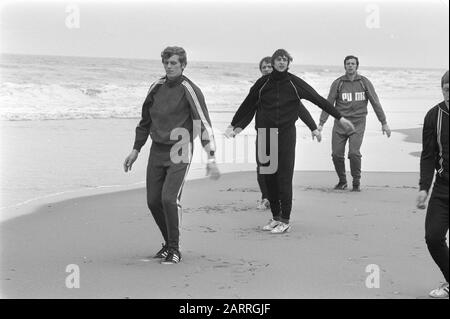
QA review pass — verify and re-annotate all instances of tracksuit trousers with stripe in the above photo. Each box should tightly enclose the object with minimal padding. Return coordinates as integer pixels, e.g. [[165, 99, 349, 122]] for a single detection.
[[257, 125, 296, 223], [146, 142, 191, 251], [332, 117, 366, 186], [425, 176, 449, 283]]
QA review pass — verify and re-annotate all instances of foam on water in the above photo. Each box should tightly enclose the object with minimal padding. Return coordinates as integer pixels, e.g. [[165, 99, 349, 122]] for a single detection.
[[0, 53, 445, 121]]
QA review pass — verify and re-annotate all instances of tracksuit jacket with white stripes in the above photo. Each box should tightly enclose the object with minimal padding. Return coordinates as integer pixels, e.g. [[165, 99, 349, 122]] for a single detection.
[[132, 75, 215, 251], [420, 102, 449, 191], [133, 75, 216, 156]]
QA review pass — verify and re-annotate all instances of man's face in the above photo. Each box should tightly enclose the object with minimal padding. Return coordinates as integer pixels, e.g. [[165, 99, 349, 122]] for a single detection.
[[442, 83, 449, 105], [273, 56, 289, 72], [260, 61, 273, 76], [163, 55, 184, 79], [345, 58, 358, 75]]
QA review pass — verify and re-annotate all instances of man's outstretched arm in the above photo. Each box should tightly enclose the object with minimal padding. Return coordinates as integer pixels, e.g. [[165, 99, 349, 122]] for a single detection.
[[319, 79, 339, 129], [227, 77, 268, 136], [291, 75, 355, 133], [362, 77, 390, 137]]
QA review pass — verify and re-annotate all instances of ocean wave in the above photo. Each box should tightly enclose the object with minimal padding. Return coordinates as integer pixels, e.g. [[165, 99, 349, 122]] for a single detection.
[[80, 88, 103, 96], [1, 54, 444, 121], [222, 71, 245, 77], [0, 109, 236, 121]]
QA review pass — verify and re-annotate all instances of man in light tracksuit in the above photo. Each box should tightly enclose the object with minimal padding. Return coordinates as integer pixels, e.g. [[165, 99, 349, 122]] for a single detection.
[[318, 55, 391, 191], [123, 46, 220, 265]]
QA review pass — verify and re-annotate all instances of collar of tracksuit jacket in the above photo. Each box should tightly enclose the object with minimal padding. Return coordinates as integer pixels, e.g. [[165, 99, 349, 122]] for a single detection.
[[341, 73, 363, 82], [270, 68, 289, 81], [257, 67, 300, 129], [165, 75, 184, 87]]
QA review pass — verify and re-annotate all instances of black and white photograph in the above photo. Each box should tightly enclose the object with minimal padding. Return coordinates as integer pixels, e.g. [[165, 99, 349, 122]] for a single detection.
[[0, 0, 448, 304]]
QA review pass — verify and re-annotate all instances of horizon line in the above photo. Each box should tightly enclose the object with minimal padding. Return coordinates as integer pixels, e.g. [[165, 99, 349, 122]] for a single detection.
[[0, 51, 447, 71]]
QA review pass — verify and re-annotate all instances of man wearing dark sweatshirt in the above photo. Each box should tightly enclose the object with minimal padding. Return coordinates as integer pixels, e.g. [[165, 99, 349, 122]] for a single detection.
[[417, 70, 449, 298], [225, 49, 355, 234], [318, 56, 391, 191], [123, 47, 220, 265]]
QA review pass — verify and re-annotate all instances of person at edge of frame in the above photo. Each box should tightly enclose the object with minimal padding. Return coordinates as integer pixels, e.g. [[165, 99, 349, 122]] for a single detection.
[[416, 70, 449, 298]]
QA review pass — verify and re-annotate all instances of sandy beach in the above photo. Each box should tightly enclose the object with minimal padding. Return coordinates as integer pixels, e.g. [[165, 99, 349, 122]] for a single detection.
[[1, 0, 448, 301], [1, 116, 442, 299], [1, 169, 443, 299]]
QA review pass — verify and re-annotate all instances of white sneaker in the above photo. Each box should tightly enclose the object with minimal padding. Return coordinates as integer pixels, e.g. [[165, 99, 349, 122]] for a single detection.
[[257, 199, 270, 210], [270, 222, 291, 234], [429, 282, 449, 298], [262, 219, 281, 231]]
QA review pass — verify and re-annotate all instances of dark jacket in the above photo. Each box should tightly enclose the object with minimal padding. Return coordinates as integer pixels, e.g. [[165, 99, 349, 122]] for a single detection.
[[231, 69, 341, 131], [420, 102, 449, 192], [133, 75, 215, 157]]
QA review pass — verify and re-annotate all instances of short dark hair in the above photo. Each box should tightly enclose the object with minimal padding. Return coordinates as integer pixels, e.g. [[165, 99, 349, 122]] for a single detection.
[[259, 56, 272, 71], [271, 49, 293, 66], [344, 55, 359, 67], [442, 70, 449, 88], [161, 46, 187, 66]]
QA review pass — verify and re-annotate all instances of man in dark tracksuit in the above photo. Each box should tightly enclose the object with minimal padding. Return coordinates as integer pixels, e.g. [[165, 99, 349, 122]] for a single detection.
[[225, 49, 354, 234], [417, 70, 449, 298], [318, 56, 391, 191], [124, 47, 220, 265], [239, 56, 324, 210]]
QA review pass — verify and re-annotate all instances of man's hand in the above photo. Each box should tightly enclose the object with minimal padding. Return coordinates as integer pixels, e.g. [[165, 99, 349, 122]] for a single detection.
[[416, 190, 428, 209], [339, 117, 355, 134], [224, 125, 242, 138], [206, 161, 221, 180], [312, 129, 322, 143], [317, 125, 323, 132], [382, 123, 391, 138], [124, 149, 139, 172], [224, 125, 236, 138]]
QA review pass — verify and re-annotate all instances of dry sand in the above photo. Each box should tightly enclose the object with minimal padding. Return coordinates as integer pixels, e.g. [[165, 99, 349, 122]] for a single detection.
[[0, 170, 443, 299]]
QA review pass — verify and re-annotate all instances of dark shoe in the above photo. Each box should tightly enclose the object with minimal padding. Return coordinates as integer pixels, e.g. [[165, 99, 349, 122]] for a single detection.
[[334, 181, 348, 190], [161, 249, 182, 265], [352, 184, 361, 192], [153, 243, 169, 259]]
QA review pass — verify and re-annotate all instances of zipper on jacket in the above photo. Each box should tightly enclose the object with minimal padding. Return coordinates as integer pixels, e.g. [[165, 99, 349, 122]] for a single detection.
[[276, 81, 280, 130]]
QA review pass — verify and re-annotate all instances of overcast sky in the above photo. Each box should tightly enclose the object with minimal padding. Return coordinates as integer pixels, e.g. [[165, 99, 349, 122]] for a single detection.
[[0, 0, 448, 68]]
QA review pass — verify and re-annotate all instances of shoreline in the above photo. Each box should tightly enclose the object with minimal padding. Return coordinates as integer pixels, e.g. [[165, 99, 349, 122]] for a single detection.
[[1, 119, 424, 222], [1, 167, 421, 224]]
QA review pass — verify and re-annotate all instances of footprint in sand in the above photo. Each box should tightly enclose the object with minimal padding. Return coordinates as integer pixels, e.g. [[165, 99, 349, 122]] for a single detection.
[[196, 255, 266, 281], [199, 226, 218, 233], [221, 187, 259, 193]]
